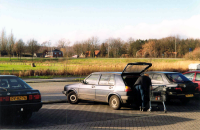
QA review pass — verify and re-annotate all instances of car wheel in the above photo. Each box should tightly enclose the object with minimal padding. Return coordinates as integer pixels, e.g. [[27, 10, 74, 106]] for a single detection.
[[180, 98, 190, 104], [67, 91, 79, 104], [109, 95, 121, 110]]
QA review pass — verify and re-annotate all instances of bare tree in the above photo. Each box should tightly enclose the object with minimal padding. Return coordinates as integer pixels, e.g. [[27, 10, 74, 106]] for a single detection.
[[57, 38, 70, 48], [15, 39, 25, 61], [89, 36, 99, 57], [27, 39, 40, 61], [57, 38, 70, 57], [0, 28, 7, 56], [73, 42, 82, 55], [7, 31, 15, 61]]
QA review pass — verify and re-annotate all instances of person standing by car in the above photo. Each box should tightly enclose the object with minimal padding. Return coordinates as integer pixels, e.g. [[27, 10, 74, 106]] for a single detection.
[[135, 74, 152, 111]]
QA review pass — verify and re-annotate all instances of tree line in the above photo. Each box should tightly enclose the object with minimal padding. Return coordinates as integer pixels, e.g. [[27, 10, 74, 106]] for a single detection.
[[1, 28, 200, 60], [70, 36, 200, 58]]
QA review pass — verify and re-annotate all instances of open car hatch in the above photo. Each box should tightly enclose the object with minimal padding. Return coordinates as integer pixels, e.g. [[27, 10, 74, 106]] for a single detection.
[[122, 62, 152, 74]]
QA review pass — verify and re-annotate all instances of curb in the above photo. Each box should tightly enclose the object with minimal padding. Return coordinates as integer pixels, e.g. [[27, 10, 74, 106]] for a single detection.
[[25, 80, 80, 83]]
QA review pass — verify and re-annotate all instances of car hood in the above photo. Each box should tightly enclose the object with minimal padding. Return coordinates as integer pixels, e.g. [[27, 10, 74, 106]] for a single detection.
[[122, 62, 152, 75]]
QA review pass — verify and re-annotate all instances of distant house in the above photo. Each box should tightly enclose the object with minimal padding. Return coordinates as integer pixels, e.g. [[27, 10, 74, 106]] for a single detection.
[[34, 53, 44, 57], [121, 54, 129, 58], [80, 53, 86, 58], [72, 55, 79, 58], [85, 50, 101, 57], [85, 51, 91, 57], [45, 49, 63, 58], [94, 50, 100, 57]]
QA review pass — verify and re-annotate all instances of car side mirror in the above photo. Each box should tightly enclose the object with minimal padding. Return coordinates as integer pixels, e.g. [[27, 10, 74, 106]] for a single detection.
[[81, 81, 86, 84]]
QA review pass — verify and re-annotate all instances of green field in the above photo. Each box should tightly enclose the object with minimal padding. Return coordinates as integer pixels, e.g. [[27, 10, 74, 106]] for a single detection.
[[0, 57, 195, 77]]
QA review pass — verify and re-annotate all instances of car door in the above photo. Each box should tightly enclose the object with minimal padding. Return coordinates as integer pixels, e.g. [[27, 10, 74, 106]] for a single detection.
[[194, 72, 200, 91], [95, 74, 115, 102], [78, 74, 100, 100]]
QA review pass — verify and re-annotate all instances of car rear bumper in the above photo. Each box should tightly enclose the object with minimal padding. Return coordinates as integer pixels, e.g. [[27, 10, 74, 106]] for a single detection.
[[167, 92, 199, 99], [121, 96, 134, 104], [0, 102, 42, 113]]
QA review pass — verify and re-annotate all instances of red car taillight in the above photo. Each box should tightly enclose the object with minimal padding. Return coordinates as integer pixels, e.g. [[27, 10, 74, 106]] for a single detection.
[[175, 87, 182, 91], [125, 86, 132, 92], [0, 96, 10, 102], [29, 94, 41, 100], [34, 94, 41, 100]]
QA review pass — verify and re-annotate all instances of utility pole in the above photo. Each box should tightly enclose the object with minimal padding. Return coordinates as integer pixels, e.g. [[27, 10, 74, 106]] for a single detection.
[[175, 37, 176, 58], [108, 40, 109, 58]]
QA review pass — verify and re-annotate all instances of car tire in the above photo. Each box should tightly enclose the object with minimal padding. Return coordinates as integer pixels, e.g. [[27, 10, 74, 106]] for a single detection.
[[67, 91, 79, 104], [109, 95, 121, 110]]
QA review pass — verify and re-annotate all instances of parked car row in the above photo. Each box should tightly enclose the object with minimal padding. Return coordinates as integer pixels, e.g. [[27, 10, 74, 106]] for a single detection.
[[1, 62, 199, 122]]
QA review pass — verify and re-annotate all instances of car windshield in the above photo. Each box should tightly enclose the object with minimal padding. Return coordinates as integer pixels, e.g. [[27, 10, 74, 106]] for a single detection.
[[165, 73, 191, 83], [0, 77, 32, 90]]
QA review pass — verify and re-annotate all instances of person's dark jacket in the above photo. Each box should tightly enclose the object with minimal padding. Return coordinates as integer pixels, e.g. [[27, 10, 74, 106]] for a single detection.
[[135, 76, 152, 95]]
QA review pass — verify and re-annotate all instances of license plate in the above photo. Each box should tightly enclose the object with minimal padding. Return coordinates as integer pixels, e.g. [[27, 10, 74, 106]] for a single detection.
[[185, 94, 194, 97], [10, 96, 27, 101]]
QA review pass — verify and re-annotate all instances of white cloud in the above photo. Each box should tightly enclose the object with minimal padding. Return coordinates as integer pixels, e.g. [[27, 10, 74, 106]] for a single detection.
[[113, 15, 200, 41], [63, 14, 200, 44], [1, 14, 200, 45]]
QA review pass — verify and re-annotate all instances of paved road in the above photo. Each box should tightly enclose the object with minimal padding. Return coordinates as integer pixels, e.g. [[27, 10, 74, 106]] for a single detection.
[[28, 82, 72, 103], [0, 82, 200, 129]]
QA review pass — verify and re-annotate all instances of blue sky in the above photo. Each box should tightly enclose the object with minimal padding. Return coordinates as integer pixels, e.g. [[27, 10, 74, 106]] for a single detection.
[[0, 0, 200, 46]]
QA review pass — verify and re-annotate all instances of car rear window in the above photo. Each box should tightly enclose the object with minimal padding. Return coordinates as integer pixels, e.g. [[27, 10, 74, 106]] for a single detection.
[[0, 77, 32, 90], [123, 65, 150, 73], [165, 73, 191, 83]]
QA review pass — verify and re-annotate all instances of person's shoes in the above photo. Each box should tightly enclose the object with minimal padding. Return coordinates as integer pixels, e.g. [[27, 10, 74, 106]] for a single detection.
[[140, 107, 146, 112]]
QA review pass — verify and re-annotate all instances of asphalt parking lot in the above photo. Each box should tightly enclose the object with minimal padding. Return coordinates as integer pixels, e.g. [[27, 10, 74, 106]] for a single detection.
[[0, 81, 200, 129]]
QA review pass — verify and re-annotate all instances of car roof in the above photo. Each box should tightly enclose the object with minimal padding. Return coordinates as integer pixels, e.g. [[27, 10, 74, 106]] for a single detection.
[[146, 71, 180, 74], [92, 72, 122, 74], [183, 70, 200, 73]]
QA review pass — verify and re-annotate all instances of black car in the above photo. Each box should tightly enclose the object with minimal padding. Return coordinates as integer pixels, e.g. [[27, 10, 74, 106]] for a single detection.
[[0, 75, 42, 121], [145, 71, 199, 104]]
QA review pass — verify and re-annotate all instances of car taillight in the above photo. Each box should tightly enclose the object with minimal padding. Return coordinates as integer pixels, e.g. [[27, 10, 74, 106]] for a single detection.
[[29, 95, 33, 100], [175, 87, 182, 91], [34, 94, 41, 100], [125, 86, 132, 92], [29, 94, 41, 100], [0, 96, 10, 102]]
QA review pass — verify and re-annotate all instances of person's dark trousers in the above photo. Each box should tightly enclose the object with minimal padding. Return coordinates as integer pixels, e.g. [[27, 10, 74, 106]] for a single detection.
[[135, 85, 145, 109]]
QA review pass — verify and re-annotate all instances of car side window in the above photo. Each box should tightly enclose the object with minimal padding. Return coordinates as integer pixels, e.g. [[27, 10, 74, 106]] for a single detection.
[[0, 79, 9, 88], [85, 74, 100, 85], [183, 73, 195, 81], [195, 73, 200, 81], [152, 74, 163, 84], [99, 74, 115, 85], [148, 74, 153, 79], [108, 75, 115, 85]]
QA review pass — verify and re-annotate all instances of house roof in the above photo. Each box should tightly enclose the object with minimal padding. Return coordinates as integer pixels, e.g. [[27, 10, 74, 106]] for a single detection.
[[95, 50, 100, 55]]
